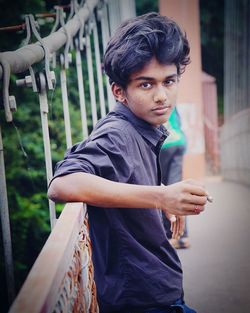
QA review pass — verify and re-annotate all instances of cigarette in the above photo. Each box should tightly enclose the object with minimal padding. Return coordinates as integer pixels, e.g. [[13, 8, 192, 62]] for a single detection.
[[207, 195, 213, 203]]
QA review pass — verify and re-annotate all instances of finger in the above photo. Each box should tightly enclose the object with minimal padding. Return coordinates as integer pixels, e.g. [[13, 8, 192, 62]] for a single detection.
[[171, 221, 177, 239], [175, 218, 179, 236], [175, 204, 205, 215], [182, 211, 202, 216], [170, 219, 174, 233], [192, 205, 204, 215], [179, 217, 185, 236], [169, 215, 176, 223], [164, 210, 171, 220], [173, 221, 178, 239], [174, 219, 181, 239], [164, 211, 176, 223], [170, 220, 173, 236], [184, 194, 208, 205], [189, 203, 205, 211], [177, 219, 182, 239], [184, 182, 207, 197], [177, 217, 182, 238]]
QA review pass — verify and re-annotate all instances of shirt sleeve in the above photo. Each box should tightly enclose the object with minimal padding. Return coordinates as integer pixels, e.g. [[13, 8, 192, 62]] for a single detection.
[[51, 128, 134, 184]]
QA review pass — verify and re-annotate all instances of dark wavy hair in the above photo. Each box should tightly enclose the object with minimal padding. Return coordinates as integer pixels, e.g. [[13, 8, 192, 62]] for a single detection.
[[104, 12, 190, 89]]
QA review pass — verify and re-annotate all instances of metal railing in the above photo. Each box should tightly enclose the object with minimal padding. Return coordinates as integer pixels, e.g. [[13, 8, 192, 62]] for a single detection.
[[9, 203, 99, 313], [0, 0, 115, 310]]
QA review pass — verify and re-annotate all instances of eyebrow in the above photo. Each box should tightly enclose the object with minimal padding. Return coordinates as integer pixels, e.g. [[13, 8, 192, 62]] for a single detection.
[[133, 74, 178, 81]]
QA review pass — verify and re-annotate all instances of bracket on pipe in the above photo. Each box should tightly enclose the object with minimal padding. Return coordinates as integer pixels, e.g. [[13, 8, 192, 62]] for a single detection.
[[60, 8, 72, 69], [16, 14, 54, 94], [36, 70, 56, 94], [21, 15, 39, 93], [51, 6, 73, 69], [78, 13, 86, 51], [22, 15, 39, 47], [28, 14, 54, 90], [96, 3, 103, 21], [13, 14, 55, 111], [0, 57, 17, 122], [16, 70, 56, 95], [17, 18, 56, 93], [97, 0, 109, 21], [78, 0, 96, 51], [0, 16, 39, 121], [67, 0, 80, 22], [50, 6, 65, 34], [85, 13, 95, 37], [50, 7, 61, 69], [75, 0, 87, 51]]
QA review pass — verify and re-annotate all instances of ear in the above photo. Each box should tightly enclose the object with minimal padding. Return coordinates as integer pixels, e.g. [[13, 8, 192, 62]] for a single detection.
[[111, 83, 127, 104]]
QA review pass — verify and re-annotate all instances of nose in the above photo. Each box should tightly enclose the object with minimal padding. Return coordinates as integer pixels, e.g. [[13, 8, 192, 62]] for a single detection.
[[153, 85, 167, 104]]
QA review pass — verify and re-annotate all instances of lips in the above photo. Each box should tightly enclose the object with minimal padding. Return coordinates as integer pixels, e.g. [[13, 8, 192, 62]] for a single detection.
[[152, 106, 171, 115]]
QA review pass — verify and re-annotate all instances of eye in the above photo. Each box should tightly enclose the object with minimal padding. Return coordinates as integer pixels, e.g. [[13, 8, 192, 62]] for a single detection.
[[139, 82, 152, 89], [163, 79, 176, 86]]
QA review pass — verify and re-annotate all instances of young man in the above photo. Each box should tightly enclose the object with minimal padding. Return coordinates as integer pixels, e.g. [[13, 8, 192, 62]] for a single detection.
[[48, 13, 208, 313]]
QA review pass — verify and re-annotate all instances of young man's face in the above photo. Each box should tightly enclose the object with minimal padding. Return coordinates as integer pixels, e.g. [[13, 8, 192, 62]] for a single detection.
[[112, 57, 179, 127]]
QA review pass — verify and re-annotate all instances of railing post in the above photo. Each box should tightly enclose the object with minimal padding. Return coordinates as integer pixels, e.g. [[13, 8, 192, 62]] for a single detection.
[[86, 22, 98, 126], [0, 55, 17, 306], [108, 0, 136, 35], [60, 54, 73, 149], [0, 124, 16, 305], [92, 15, 106, 118], [98, 2, 115, 112], [75, 39, 89, 139], [37, 72, 57, 229], [15, 70, 57, 230]]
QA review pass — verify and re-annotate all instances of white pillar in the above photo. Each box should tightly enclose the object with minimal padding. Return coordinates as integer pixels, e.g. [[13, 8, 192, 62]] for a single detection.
[[108, 0, 136, 35]]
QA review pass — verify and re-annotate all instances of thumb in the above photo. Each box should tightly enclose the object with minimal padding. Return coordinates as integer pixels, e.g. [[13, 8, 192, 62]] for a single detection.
[[164, 211, 176, 222]]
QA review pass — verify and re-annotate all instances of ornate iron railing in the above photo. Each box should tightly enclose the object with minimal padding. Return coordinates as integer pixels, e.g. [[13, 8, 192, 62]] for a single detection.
[[9, 203, 99, 313], [0, 0, 133, 310]]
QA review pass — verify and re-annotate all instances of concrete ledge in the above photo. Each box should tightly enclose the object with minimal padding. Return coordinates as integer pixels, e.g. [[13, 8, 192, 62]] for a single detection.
[[220, 108, 250, 186]]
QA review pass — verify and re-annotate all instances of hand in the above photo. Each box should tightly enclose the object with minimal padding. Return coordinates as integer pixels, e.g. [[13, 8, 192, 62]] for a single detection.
[[161, 179, 208, 216], [165, 212, 185, 239]]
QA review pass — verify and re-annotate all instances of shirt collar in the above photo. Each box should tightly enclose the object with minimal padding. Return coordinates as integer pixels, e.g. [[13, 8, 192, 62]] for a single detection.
[[113, 102, 169, 148]]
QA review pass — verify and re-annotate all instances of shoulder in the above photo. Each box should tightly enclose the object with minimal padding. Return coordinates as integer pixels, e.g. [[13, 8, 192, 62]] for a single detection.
[[90, 114, 133, 143], [67, 114, 135, 157]]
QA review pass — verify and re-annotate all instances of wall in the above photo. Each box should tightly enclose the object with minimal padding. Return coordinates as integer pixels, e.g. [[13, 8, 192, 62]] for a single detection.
[[220, 109, 250, 186], [159, 0, 206, 179], [221, 0, 250, 186]]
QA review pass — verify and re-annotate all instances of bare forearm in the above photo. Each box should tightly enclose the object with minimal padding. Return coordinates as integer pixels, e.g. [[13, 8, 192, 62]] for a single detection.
[[48, 172, 210, 215], [48, 172, 160, 209]]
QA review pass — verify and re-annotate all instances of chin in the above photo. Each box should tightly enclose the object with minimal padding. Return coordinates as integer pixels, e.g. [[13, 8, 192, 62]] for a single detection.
[[147, 114, 169, 127], [152, 119, 167, 128], [159, 115, 169, 125]]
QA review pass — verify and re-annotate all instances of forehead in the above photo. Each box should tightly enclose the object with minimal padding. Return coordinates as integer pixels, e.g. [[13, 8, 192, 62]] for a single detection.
[[129, 58, 177, 81]]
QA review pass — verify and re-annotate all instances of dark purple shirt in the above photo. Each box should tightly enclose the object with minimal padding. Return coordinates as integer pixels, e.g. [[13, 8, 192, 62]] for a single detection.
[[52, 102, 183, 313]]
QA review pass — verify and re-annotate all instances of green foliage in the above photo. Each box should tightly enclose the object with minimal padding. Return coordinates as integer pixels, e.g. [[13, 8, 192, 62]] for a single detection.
[[0, 86, 51, 312], [0, 0, 46, 52], [200, 0, 224, 101], [135, 0, 159, 15]]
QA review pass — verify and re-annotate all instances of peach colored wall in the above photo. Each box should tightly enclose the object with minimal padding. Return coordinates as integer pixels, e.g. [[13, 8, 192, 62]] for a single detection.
[[159, 0, 205, 179]]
